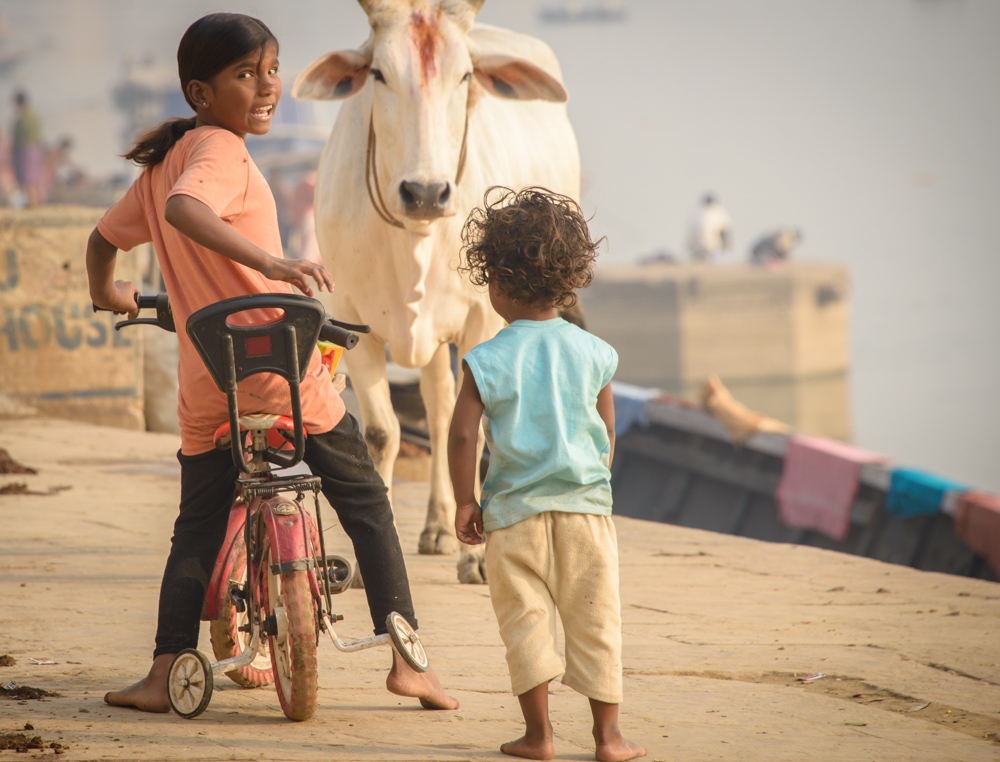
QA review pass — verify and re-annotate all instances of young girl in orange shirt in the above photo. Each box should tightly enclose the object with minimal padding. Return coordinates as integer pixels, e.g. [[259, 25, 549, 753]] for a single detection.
[[87, 12, 456, 715]]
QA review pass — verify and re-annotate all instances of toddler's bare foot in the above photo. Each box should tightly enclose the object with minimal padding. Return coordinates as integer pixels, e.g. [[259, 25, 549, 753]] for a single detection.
[[501, 734, 555, 760], [104, 654, 173, 713], [595, 737, 647, 762], [386, 649, 458, 710]]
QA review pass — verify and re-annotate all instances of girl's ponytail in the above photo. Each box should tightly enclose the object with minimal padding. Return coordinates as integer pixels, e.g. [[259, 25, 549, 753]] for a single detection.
[[124, 116, 198, 167]]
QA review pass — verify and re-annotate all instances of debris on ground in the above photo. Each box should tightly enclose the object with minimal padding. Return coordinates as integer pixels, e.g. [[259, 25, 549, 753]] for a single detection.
[[0, 448, 36, 475], [0, 655, 15, 667], [0, 731, 66, 753], [0, 684, 61, 700]]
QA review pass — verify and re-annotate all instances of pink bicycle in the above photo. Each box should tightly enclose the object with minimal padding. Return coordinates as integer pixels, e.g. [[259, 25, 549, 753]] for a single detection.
[[110, 293, 427, 721]]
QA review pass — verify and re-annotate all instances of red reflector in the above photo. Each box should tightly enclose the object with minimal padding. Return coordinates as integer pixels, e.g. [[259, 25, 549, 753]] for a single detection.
[[245, 335, 272, 357]]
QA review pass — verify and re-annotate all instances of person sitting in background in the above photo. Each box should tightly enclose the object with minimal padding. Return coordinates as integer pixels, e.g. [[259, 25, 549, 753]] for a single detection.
[[686, 193, 733, 264], [749, 227, 802, 268]]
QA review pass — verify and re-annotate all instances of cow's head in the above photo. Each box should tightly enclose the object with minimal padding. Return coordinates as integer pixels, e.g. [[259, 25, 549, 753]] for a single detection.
[[293, 0, 567, 228]]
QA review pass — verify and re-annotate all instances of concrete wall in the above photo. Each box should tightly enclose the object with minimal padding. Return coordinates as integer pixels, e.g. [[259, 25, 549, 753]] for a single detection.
[[581, 262, 852, 440], [0, 205, 145, 430]]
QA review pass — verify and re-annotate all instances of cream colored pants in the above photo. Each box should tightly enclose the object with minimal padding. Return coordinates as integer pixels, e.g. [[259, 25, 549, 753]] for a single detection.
[[484, 511, 623, 704]]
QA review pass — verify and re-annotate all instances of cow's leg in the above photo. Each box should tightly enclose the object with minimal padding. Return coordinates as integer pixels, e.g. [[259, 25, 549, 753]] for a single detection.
[[347, 334, 400, 506], [417, 342, 459, 556]]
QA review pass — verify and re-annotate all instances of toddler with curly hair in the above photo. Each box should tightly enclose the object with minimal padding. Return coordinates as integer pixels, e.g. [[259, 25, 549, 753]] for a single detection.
[[448, 186, 645, 762]]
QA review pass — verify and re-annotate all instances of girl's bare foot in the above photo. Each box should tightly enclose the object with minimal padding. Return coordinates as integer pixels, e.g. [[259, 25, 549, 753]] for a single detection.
[[595, 737, 647, 762], [104, 653, 173, 713], [501, 734, 555, 760], [386, 648, 459, 710]]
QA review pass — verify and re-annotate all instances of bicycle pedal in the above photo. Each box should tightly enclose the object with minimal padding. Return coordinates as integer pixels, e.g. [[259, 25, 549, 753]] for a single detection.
[[264, 615, 278, 637], [229, 584, 247, 614]]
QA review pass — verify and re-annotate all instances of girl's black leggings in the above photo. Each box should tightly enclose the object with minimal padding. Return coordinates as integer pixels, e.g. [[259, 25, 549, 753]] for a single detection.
[[153, 413, 416, 657]]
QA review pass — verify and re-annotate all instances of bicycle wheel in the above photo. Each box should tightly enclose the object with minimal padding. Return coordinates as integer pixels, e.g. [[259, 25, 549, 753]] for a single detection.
[[262, 541, 319, 721], [386, 611, 429, 673], [167, 649, 213, 719], [209, 534, 274, 688]]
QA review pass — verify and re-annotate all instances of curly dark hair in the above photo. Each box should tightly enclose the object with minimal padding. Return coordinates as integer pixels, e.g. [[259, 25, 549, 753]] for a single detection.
[[459, 186, 603, 309]]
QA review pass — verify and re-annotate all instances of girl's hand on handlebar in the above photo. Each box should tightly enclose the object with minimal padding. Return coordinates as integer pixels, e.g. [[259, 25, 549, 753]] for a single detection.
[[262, 256, 334, 297], [93, 280, 140, 319]]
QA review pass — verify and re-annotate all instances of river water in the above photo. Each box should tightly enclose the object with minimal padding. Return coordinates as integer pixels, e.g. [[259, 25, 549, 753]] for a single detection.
[[1, 0, 997, 491]]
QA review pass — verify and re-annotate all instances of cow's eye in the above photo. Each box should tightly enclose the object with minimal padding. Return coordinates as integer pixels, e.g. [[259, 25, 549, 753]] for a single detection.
[[461, 71, 472, 84], [371, 68, 386, 83]]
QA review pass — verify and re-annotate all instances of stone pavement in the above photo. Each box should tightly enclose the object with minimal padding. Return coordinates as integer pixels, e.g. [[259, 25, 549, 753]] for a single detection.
[[1, 418, 998, 761]]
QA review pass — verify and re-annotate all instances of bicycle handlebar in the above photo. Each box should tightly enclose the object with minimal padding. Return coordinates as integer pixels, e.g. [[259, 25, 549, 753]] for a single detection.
[[93, 293, 176, 333], [319, 323, 360, 350], [94, 293, 371, 350]]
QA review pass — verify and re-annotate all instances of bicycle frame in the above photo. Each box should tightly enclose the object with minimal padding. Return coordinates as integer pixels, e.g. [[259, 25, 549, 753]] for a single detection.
[[186, 295, 398, 671], [104, 293, 427, 718]]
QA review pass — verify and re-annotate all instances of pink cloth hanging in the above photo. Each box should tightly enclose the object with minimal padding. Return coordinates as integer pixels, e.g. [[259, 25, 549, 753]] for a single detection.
[[776, 435, 888, 542], [955, 491, 1000, 578]]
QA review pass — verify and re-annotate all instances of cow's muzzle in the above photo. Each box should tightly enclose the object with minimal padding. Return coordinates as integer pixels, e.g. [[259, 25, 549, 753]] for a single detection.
[[399, 180, 452, 219]]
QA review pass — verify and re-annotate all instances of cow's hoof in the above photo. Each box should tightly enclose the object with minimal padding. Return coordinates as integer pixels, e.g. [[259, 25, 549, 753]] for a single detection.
[[456, 551, 487, 585], [418, 525, 459, 556]]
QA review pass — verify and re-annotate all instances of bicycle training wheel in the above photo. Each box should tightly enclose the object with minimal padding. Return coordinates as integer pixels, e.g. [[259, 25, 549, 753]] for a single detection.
[[209, 533, 274, 688], [386, 611, 429, 673], [167, 648, 213, 719], [263, 541, 319, 721]]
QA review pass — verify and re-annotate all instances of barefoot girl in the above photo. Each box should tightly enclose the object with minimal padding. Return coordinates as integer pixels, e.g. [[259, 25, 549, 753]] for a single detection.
[[448, 187, 645, 761], [86, 12, 456, 715]]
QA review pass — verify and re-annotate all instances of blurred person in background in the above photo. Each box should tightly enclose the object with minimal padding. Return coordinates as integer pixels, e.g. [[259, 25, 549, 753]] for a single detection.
[[687, 193, 734, 264], [0, 125, 17, 206], [749, 227, 802, 268], [46, 136, 85, 194], [12, 90, 46, 206], [287, 169, 323, 265]]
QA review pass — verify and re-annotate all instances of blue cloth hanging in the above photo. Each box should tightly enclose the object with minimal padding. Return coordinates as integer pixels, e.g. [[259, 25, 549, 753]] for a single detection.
[[611, 381, 661, 438], [887, 467, 969, 518]]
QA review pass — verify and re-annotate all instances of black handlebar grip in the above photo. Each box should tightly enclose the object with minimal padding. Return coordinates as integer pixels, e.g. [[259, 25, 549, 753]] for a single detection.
[[92, 293, 175, 333], [319, 323, 360, 350]]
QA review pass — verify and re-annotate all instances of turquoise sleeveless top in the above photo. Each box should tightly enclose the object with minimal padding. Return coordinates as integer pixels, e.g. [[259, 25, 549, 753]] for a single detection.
[[463, 317, 618, 532]]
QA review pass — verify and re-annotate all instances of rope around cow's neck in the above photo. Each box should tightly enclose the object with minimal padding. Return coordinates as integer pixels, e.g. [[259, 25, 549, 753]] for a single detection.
[[364, 109, 469, 229]]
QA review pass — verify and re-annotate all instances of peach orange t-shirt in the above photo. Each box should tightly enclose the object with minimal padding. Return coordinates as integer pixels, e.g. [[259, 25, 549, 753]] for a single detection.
[[98, 126, 344, 455]]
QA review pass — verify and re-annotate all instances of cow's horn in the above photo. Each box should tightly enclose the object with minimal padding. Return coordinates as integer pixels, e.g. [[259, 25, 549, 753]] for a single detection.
[[463, 0, 486, 12]]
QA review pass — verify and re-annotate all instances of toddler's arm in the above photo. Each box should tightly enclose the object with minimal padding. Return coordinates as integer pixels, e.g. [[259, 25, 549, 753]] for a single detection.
[[86, 227, 139, 318], [448, 371, 485, 545], [597, 382, 616, 468], [164, 194, 334, 296]]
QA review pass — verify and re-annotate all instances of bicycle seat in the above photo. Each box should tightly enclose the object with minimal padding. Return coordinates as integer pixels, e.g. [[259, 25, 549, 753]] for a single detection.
[[187, 294, 327, 473], [213, 414, 305, 452]]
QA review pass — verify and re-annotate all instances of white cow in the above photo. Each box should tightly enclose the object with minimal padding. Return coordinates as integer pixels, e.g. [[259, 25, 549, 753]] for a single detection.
[[293, 0, 580, 582]]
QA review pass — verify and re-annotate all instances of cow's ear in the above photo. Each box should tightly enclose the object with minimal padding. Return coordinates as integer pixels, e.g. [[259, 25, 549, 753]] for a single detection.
[[292, 49, 371, 101], [471, 55, 567, 103]]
